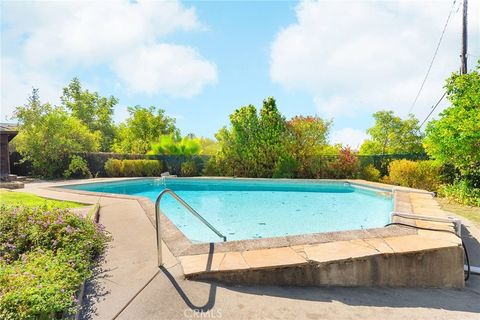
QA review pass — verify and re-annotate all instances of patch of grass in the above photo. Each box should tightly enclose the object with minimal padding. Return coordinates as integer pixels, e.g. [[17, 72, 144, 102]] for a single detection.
[[437, 197, 480, 227], [0, 189, 83, 209]]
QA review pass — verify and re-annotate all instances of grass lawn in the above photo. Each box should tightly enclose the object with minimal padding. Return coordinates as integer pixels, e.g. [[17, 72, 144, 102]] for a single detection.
[[437, 197, 480, 227], [0, 189, 84, 209]]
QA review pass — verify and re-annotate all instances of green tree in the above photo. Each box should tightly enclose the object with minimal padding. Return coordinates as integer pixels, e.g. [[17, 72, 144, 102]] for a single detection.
[[287, 116, 332, 177], [198, 137, 219, 155], [14, 90, 100, 178], [148, 135, 201, 156], [61, 78, 117, 151], [359, 111, 424, 155], [424, 62, 480, 183], [214, 97, 290, 177], [112, 106, 178, 154]]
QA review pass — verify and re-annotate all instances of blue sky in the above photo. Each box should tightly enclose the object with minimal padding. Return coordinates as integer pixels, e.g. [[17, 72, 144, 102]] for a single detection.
[[1, 0, 479, 148]]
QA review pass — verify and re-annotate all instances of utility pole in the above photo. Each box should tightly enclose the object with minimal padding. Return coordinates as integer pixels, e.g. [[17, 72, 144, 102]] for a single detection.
[[460, 0, 468, 74]]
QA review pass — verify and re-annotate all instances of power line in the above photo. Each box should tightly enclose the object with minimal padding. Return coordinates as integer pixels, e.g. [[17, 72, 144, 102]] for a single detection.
[[419, 91, 447, 128], [408, 0, 457, 114]]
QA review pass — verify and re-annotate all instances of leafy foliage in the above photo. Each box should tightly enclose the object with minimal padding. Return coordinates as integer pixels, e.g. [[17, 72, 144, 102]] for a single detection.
[[14, 90, 100, 178], [424, 63, 480, 185], [272, 156, 299, 178], [385, 159, 442, 191], [358, 164, 381, 182], [61, 78, 117, 151], [148, 135, 201, 156], [180, 160, 198, 177], [214, 97, 290, 177], [104, 159, 163, 177], [112, 106, 179, 154], [359, 111, 424, 155], [287, 116, 332, 177], [327, 147, 360, 179], [63, 155, 92, 179], [0, 205, 108, 319], [198, 137, 219, 155], [438, 180, 480, 207]]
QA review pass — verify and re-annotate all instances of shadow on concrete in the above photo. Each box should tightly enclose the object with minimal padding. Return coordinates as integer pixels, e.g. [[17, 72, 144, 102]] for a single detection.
[[161, 266, 218, 312], [211, 275, 480, 314], [159, 242, 218, 312], [79, 256, 112, 320], [462, 224, 480, 268]]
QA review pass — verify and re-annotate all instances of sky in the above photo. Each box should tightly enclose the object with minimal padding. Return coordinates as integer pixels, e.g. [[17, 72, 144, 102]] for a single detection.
[[1, 0, 479, 148]]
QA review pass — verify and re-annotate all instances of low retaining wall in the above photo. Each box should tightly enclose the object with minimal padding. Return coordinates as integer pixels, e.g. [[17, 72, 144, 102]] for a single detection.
[[189, 245, 464, 288]]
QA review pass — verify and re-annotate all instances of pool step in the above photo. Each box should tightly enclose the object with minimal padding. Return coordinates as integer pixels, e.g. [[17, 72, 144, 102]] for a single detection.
[[179, 233, 464, 287]]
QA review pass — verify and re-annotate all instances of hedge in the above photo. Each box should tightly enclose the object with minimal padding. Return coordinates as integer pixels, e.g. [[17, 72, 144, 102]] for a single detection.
[[10, 151, 427, 179]]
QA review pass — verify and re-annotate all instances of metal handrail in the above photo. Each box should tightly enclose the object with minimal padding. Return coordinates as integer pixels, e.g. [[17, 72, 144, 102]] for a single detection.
[[155, 188, 227, 267]]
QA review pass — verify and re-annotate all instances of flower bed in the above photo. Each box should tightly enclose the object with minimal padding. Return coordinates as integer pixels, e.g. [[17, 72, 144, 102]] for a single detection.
[[0, 204, 109, 319]]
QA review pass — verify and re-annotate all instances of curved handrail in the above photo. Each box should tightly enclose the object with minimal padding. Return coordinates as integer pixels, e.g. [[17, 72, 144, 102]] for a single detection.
[[155, 188, 227, 267]]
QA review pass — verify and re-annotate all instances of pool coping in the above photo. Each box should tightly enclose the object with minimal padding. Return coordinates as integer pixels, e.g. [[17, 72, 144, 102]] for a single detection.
[[48, 177, 428, 258]]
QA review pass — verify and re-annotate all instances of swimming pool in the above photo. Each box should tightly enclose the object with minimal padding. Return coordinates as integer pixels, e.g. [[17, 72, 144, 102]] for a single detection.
[[64, 178, 393, 243]]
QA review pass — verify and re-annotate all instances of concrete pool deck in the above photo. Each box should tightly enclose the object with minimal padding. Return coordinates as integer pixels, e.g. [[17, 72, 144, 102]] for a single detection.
[[11, 178, 480, 319]]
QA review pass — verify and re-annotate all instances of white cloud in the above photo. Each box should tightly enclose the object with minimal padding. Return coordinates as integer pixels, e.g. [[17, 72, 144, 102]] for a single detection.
[[330, 128, 368, 150], [0, 59, 61, 121], [1, 0, 216, 117], [3, 0, 200, 66], [113, 44, 217, 97], [270, 0, 480, 120]]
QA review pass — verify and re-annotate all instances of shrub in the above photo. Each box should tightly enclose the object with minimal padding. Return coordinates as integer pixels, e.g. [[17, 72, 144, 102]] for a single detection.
[[64, 155, 92, 179], [203, 157, 221, 176], [0, 250, 84, 319], [104, 158, 123, 177], [180, 160, 198, 177], [438, 180, 480, 207], [387, 159, 441, 191], [122, 160, 143, 177], [0, 206, 107, 264], [359, 164, 381, 182], [123, 160, 162, 177], [327, 147, 360, 179], [104, 159, 162, 177], [273, 156, 299, 178], [0, 205, 108, 319]]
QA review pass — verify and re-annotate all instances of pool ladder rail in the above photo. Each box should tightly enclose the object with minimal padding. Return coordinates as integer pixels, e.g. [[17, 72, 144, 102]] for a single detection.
[[155, 188, 227, 267]]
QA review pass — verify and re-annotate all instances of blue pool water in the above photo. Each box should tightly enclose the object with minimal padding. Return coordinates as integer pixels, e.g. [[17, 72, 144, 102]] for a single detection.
[[64, 178, 393, 243]]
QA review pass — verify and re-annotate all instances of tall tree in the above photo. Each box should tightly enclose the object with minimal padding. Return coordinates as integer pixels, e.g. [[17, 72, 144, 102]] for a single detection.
[[112, 106, 178, 154], [14, 89, 100, 178], [424, 62, 480, 182], [61, 78, 117, 151], [359, 111, 424, 155], [215, 97, 290, 177], [287, 116, 332, 177]]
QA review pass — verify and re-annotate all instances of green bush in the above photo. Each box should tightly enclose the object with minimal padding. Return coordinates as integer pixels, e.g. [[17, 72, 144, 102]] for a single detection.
[[438, 180, 480, 207], [63, 155, 92, 179], [180, 160, 198, 177], [0, 205, 108, 319], [387, 159, 442, 191], [104, 158, 123, 177], [202, 157, 221, 176], [326, 147, 360, 179], [359, 164, 381, 182], [272, 156, 299, 178], [104, 159, 162, 177], [0, 250, 83, 319]]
